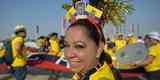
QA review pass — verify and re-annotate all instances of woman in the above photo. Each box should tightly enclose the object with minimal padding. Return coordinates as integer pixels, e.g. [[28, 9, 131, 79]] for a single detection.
[[64, 18, 115, 80]]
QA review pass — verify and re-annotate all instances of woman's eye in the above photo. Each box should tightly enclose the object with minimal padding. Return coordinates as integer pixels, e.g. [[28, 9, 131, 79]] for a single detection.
[[75, 44, 85, 49]]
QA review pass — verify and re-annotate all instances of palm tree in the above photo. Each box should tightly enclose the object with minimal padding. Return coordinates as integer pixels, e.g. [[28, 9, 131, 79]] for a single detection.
[[89, 0, 135, 26]]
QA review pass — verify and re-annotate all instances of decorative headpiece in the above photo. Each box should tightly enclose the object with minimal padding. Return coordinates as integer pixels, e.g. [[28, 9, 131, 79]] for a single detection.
[[63, 0, 103, 31]]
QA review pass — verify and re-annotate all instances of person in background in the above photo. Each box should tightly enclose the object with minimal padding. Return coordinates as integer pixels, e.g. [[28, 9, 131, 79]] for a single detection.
[[113, 33, 126, 51], [144, 34, 152, 48], [10, 24, 27, 80], [64, 18, 115, 80], [36, 36, 47, 52], [0, 42, 5, 63], [135, 32, 160, 80], [137, 36, 144, 43], [48, 32, 62, 57], [43, 36, 50, 52], [126, 33, 137, 44], [59, 35, 65, 49]]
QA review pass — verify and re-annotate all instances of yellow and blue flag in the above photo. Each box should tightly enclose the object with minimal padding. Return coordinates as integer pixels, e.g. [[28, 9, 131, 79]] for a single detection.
[[64, 7, 76, 20], [85, 4, 103, 18]]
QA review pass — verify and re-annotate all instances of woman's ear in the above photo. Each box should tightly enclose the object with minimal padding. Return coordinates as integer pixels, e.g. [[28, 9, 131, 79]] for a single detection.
[[96, 41, 104, 58]]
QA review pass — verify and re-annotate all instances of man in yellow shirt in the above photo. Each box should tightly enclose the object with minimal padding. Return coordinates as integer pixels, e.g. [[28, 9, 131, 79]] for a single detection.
[[135, 32, 160, 80], [36, 36, 50, 52], [126, 33, 137, 44], [113, 33, 127, 51], [10, 24, 27, 80], [0, 42, 5, 63], [48, 32, 62, 57]]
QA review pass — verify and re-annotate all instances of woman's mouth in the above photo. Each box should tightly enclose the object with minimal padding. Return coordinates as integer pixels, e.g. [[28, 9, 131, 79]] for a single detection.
[[70, 59, 81, 67]]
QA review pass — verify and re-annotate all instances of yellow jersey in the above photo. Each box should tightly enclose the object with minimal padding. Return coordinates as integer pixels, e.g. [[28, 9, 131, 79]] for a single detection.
[[104, 48, 113, 56], [126, 36, 137, 44], [11, 36, 26, 67], [145, 43, 160, 72], [0, 48, 5, 57], [49, 39, 61, 57], [114, 39, 126, 51], [72, 63, 115, 80]]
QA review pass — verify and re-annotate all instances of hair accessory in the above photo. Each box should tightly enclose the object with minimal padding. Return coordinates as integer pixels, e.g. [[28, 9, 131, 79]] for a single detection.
[[63, 0, 103, 31]]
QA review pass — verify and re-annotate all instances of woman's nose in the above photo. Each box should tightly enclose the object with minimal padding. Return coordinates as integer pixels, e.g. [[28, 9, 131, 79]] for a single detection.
[[65, 47, 77, 58]]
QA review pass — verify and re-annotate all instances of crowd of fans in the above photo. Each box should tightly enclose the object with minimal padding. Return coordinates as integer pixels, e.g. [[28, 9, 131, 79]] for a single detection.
[[0, 24, 160, 80]]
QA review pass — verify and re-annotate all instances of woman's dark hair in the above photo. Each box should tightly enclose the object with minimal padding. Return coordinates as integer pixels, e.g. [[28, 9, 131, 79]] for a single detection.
[[99, 51, 112, 65], [68, 19, 104, 46]]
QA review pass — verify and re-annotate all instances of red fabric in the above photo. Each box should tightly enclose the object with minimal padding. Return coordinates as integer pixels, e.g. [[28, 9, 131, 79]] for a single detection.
[[120, 72, 145, 78], [0, 63, 9, 73], [24, 47, 37, 53], [31, 60, 71, 72], [0, 63, 7, 69]]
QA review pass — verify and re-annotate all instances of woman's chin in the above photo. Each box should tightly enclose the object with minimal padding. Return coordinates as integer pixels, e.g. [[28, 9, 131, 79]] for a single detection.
[[71, 67, 82, 73], [70, 63, 84, 73]]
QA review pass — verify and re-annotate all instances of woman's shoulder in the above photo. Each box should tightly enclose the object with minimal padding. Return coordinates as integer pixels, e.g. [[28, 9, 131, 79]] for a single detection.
[[89, 63, 115, 80]]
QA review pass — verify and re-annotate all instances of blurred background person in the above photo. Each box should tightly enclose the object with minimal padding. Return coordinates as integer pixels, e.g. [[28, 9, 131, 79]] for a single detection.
[[10, 24, 27, 80], [126, 33, 137, 44], [48, 32, 62, 57], [135, 32, 160, 80], [113, 33, 126, 51]]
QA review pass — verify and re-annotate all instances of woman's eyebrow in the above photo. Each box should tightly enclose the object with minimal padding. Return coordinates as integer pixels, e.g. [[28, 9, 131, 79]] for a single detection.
[[73, 41, 87, 46], [64, 39, 87, 46], [73, 41, 84, 44]]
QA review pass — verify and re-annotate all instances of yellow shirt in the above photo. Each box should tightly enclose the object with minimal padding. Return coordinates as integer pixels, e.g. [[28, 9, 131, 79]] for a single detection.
[[49, 39, 61, 57], [127, 36, 137, 44], [104, 48, 113, 56], [145, 43, 160, 72], [36, 38, 45, 48], [72, 63, 115, 80], [11, 36, 26, 67], [90, 63, 115, 80], [0, 48, 5, 57], [114, 39, 126, 50]]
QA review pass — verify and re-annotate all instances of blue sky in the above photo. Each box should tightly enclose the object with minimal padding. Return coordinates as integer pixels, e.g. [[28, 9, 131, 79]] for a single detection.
[[0, 0, 160, 39], [125, 0, 160, 35]]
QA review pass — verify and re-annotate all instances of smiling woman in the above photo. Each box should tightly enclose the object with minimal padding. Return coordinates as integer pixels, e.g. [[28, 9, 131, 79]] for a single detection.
[[64, 18, 115, 80]]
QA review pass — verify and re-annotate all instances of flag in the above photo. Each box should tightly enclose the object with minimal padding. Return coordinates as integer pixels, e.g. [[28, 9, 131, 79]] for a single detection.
[[64, 7, 76, 20], [62, 3, 72, 11], [85, 4, 103, 18]]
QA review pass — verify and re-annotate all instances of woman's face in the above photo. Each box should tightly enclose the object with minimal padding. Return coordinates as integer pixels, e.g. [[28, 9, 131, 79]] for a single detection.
[[64, 26, 100, 73]]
